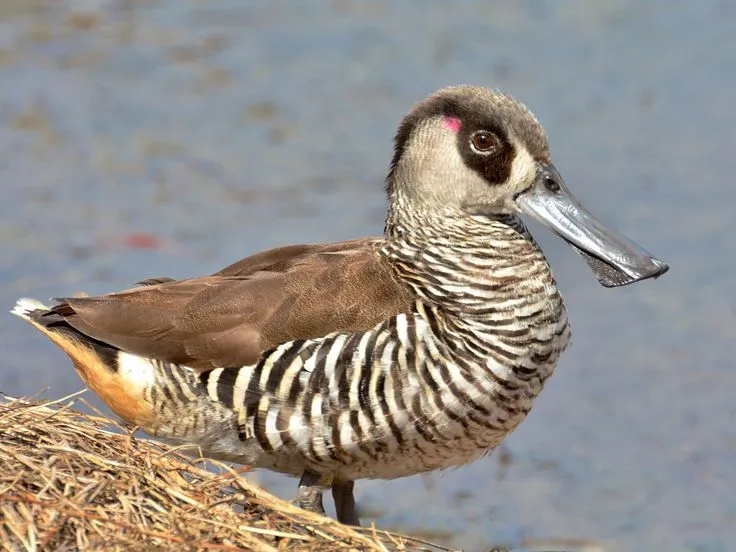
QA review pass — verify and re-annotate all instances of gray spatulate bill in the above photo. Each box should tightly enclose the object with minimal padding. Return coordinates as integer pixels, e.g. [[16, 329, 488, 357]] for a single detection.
[[516, 164, 669, 287]]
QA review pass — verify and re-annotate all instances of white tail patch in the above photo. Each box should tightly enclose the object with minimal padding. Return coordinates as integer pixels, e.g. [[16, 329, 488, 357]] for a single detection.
[[115, 351, 157, 390], [11, 297, 50, 320]]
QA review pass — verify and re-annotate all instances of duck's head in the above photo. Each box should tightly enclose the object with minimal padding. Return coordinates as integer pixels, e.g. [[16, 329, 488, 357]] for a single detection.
[[386, 85, 669, 287]]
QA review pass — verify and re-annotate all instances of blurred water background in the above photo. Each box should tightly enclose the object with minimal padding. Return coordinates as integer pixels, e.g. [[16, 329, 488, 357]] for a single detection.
[[0, 1, 734, 551]]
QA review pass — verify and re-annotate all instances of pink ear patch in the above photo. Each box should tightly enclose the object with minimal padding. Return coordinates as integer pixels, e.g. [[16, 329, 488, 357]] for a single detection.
[[442, 117, 462, 133]]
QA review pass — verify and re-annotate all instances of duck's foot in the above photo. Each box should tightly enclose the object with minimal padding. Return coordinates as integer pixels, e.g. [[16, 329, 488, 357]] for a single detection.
[[332, 480, 360, 526], [297, 470, 325, 515]]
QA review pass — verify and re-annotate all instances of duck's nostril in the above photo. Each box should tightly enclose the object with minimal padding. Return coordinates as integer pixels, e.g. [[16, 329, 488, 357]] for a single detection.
[[544, 176, 560, 193]]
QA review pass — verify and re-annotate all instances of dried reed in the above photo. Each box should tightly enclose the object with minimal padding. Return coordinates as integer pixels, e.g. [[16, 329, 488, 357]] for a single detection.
[[0, 394, 457, 552]]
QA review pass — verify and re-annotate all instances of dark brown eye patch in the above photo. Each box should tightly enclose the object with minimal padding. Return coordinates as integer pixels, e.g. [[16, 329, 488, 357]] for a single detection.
[[470, 131, 498, 153]]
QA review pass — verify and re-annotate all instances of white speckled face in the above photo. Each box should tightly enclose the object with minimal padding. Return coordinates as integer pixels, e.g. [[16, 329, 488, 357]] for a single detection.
[[390, 115, 492, 212], [506, 139, 538, 197], [386, 85, 551, 218]]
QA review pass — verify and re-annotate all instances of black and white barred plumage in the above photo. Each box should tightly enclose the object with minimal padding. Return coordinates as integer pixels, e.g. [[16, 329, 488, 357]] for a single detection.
[[13, 85, 666, 525], [141, 214, 570, 483]]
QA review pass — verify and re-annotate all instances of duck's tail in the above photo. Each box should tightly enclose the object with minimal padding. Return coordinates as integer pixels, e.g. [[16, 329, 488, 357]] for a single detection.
[[13, 298, 258, 463], [11, 297, 161, 427]]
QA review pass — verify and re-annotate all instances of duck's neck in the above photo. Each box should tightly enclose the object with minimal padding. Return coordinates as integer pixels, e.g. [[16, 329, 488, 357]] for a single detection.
[[381, 206, 566, 332]]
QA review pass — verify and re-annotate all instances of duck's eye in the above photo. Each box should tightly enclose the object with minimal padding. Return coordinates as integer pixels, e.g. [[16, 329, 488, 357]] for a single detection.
[[470, 131, 497, 153]]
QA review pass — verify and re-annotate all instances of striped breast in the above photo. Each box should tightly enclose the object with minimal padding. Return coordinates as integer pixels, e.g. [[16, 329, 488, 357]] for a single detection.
[[134, 217, 570, 482], [184, 297, 568, 482]]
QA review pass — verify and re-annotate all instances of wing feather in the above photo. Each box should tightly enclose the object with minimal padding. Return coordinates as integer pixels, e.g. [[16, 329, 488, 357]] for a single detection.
[[48, 239, 413, 371]]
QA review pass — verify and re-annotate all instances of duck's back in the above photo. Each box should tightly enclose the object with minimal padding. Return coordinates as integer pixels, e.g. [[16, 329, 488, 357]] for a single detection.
[[46, 238, 415, 370]]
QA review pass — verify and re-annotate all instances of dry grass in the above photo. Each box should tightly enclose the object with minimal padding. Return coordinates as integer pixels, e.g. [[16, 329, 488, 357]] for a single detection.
[[0, 394, 457, 552]]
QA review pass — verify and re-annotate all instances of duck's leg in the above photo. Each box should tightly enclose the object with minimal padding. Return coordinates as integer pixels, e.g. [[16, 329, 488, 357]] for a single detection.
[[332, 480, 360, 526], [297, 470, 325, 515]]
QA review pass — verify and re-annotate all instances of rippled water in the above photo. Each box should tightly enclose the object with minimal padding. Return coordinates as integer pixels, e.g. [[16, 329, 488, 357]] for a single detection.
[[0, 2, 734, 550]]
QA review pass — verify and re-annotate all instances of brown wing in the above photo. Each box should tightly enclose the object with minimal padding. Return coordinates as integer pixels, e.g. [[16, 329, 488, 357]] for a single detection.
[[49, 238, 414, 371]]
